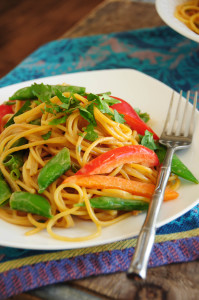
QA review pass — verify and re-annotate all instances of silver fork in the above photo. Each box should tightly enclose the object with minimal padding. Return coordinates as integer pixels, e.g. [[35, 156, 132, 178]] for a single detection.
[[127, 90, 198, 280]]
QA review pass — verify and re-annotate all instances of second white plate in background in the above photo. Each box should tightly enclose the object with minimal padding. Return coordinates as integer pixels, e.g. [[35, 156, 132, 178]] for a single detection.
[[156, 0, 199, 43]]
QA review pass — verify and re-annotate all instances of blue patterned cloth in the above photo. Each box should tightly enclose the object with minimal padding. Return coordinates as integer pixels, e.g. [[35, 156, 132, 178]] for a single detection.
[[0, 26, 199, 300]]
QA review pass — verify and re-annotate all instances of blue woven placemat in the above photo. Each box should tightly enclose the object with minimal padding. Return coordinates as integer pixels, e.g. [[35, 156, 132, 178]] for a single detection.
[[0, 26, 199, 300]]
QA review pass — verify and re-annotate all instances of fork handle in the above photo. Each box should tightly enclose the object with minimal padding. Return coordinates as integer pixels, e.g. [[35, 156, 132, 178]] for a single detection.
[[127, 147, 175, 280]]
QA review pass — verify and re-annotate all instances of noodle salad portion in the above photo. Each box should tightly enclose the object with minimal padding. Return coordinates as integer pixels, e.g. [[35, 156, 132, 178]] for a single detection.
[[0, 83, 198, 242]]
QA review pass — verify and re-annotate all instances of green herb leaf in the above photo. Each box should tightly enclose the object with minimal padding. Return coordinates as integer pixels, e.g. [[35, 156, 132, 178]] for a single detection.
[[79, 106, 96, 125], [87, 93, 98, 101], [140, 130, 158, 151], [30, 119, 41, 125], [32, 83, 52, 102], [34, 100, 42, 106], [42, 131, 52, 140], [83, 124, 98, 142], [112, 109, 125, 124], [99, 94, 121, 105], [134, 108, 150, 123], [53, 87, 70, 110], [94, 98, 113, 116], [49, 115, 68, 125]]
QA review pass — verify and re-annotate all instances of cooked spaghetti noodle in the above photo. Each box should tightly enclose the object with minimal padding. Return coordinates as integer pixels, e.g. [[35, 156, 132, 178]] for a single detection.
[[0, 84, 180, 242], [175, 0, 199, 34]]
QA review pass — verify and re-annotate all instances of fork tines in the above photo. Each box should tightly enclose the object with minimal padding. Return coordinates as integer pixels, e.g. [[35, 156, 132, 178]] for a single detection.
[[161, 90, 198, 144]]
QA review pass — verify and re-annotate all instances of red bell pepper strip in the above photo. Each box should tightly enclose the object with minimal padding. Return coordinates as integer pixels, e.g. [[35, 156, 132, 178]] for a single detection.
[[0, 104, 13, 124], [62, 175, 178, 201], [111, 96, 159, 140], [0, 104, 13, 131], [76, 145, 159, 175]]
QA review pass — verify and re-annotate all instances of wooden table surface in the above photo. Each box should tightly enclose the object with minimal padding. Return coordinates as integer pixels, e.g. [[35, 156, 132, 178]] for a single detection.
[[5, 1, 199, 300]]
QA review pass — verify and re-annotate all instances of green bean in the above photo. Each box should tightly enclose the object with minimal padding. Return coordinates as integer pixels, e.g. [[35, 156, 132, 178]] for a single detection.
[[9, 84, 86, 100], [76, 196, 149, 211], [38, 147, 71, 193], [10, 191, 52, 218]]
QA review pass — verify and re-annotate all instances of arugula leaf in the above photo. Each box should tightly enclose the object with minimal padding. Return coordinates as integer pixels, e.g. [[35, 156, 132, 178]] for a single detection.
[[134, 108, 150, 123], [42, 131, 52, 140], [112, 109, 125, 124], [140, 130, 158, 151]]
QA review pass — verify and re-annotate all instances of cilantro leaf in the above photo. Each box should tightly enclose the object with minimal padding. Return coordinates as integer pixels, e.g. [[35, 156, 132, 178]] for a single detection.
[[32, 83, 52, 102], [69, 95, 81, 108], [112, 109, 125, 124], [30, 119, 41, 125], [49, 115, 68, 125], [87, 93, 98, 101], [140, 130, 158, 151], [99, 94, 121, 105], [53, 87, 70, 110], [94, 98, 113, 116], [79, 106, 96, 125], [134, 108, 150, 123], [83, 124, 98, 141]]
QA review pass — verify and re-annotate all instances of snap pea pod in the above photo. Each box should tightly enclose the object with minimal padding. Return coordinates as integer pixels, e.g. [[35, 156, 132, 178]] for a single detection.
[[10, 191, 52, 218], [156, 146, 198, 184], [76, 196, 149, 211], [38, 147, 71, 193], [9, 84, 86, 100], [4, 100, 31, 128], [0, 174, 12, 206]]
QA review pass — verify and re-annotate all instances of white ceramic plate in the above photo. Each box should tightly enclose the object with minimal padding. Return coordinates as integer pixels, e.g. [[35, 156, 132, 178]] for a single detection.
[[0, 69, 199, 250], [156, 0, 199, 43]]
